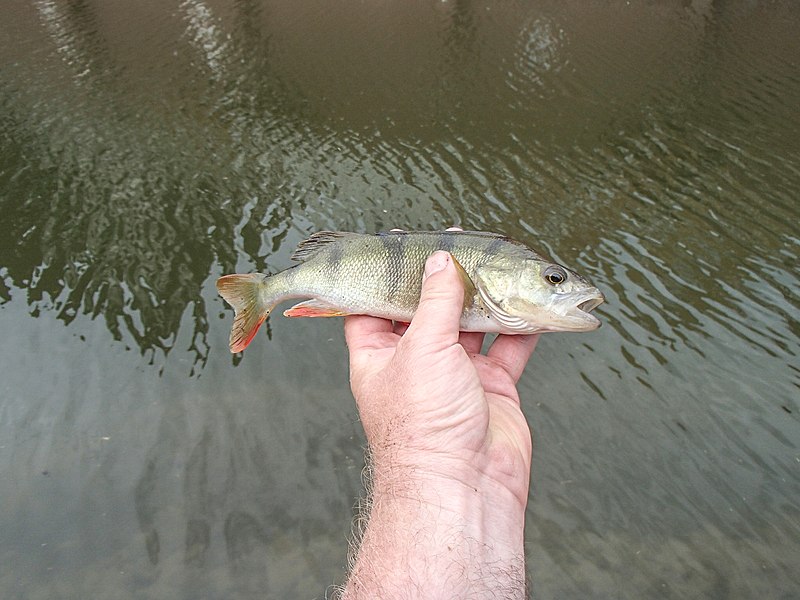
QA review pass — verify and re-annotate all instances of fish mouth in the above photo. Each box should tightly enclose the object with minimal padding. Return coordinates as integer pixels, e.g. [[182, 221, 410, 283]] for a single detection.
[[576, 294, 605, 314], [560, 290, 605, 330]]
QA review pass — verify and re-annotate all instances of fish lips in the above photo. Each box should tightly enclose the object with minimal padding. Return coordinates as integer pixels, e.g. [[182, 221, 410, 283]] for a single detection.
[[547, 289, 606, 331]]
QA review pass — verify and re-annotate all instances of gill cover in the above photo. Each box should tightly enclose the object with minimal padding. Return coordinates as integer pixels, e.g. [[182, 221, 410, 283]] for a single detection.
[[474, 265, 535, 332]]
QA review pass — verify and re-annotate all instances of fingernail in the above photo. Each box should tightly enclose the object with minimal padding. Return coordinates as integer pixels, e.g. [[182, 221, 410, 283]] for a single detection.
[[423, 251, 449, 279]]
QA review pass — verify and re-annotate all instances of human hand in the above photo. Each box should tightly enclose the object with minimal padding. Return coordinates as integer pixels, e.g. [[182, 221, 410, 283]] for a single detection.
[[342, 250, 538, 598], [345, 249, 538, 514]]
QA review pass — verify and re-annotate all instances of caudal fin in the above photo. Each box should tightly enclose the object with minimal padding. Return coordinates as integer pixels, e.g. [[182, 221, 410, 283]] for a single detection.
[[216, 273, 271, 353]]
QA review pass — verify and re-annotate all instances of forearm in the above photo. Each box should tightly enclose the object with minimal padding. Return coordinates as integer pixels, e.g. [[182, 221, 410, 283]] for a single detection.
[[341, 456, 528, 600]]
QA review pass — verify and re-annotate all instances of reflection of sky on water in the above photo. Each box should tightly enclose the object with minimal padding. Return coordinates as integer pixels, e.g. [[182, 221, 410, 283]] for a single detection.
[[182, 0, 229, 78], [1, 0, 799, 597], [513, 17, 565, 88]]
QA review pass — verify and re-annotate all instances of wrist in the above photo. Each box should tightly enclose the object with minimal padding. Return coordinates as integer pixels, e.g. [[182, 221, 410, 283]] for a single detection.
[[342, 450, 528, 599], [370, 451, 528, 554]]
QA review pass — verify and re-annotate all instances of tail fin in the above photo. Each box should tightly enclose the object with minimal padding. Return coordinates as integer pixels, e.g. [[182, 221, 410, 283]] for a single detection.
[[216, 273, 271, 353]]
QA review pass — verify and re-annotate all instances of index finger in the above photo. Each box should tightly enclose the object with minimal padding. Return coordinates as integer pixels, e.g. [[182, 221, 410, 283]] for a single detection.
[[486, 334, 539, 383]]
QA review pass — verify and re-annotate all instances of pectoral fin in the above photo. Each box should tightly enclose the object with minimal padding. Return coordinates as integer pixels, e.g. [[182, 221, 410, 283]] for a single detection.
[[450, 254, 477, 310], [283, 299, 350, 318]]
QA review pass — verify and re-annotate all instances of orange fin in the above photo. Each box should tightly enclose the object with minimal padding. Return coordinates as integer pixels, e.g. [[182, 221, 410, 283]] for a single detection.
[[216, 273, 270, 353], [283, 299, 350, 318]]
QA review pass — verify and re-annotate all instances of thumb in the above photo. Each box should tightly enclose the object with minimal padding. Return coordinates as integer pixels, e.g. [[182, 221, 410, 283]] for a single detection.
[[404, 251, 464, 347]]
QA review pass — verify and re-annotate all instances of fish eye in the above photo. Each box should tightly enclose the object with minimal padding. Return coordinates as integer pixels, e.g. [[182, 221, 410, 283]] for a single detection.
[[544, 266, 567, 285]]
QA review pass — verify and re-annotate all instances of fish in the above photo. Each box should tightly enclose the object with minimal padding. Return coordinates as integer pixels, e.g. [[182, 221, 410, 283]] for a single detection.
[[216, 230, 605, 353]]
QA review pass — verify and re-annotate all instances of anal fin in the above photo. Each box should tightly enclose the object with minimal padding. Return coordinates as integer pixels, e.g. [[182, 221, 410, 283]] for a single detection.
[[283, 299, 350, 318]]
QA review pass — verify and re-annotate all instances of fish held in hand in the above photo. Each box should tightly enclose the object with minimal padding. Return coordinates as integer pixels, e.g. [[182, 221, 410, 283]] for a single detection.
[[217, 230, 605, 353]]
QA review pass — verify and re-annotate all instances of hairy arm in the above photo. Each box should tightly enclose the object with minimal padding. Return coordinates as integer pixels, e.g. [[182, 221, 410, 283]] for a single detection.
[[343, 455, 528, 599], [340, 251, 537, 599]]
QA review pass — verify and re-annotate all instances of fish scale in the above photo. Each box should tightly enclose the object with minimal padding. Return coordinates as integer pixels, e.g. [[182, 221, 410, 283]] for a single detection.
[[216, 230, 604, 353]]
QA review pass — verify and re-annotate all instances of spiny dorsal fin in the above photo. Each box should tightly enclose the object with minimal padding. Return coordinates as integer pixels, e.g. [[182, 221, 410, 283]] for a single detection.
[[291, 231, 359, 262]]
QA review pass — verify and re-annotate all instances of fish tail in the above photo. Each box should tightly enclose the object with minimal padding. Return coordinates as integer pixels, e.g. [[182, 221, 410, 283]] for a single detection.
[[216, 273, 273, 353]]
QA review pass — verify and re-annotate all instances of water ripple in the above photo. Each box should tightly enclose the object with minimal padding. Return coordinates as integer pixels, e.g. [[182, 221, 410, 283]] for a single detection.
[[2, 1, 800, 597]]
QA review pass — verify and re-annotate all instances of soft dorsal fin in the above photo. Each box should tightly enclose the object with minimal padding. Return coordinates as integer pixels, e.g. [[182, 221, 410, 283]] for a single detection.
[[290, 231, 359, 262]]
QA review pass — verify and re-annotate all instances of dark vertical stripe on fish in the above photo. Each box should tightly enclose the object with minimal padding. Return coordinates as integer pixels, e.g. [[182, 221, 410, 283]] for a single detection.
[[325, 238, 344, 285], [383, 232, 405, 303], [485, 237, 505, 257], [437, 231, 456, 254]]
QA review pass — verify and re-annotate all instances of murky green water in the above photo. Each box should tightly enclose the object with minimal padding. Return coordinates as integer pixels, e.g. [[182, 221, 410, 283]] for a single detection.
[[1, 1, 798, 598]]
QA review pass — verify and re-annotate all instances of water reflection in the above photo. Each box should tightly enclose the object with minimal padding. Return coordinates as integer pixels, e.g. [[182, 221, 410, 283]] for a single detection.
[[33, 0, 110, 83], [1, 0, 800, 597], [4, 0, 300, 370]]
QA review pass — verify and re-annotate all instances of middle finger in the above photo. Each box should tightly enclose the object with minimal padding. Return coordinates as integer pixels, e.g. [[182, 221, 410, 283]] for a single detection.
[[459, 330, 486, 355]]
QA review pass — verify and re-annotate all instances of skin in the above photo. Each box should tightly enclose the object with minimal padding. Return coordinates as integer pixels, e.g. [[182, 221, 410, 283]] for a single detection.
[[341, 250, 539, 599]]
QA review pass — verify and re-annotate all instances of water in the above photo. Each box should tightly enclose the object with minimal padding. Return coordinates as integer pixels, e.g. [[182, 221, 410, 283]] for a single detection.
[[1, 1, 798, 597]]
